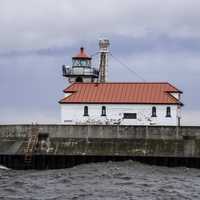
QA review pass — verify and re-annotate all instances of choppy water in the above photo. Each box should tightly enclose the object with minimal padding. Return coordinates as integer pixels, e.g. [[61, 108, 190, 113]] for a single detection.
[[0, 161, 200, 200]]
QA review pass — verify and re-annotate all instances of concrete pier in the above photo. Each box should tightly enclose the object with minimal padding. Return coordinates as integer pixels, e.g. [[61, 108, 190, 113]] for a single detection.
[[0, 125, 200, 169]]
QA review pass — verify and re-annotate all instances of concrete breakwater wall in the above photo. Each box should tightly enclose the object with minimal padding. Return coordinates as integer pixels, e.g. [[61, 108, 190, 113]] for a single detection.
[[0, 125, 200, 169]]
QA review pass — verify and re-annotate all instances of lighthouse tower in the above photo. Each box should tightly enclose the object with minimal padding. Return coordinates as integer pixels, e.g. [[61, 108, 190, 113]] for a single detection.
[[62, 47, 99, 83]]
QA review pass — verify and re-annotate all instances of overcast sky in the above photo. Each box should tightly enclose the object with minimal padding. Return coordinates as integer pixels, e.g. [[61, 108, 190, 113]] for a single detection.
[[0, 0, 200, 125]]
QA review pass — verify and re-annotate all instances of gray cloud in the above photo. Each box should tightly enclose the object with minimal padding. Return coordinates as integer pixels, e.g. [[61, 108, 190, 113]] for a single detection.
[[0, 0, 200, 124], [1, 0, 200, 51], [1, 48, 200, 125]]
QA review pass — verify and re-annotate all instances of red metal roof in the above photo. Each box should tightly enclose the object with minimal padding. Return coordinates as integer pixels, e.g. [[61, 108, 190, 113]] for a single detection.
[[72, 47, 91, 59], [59, 82, 183, 105]]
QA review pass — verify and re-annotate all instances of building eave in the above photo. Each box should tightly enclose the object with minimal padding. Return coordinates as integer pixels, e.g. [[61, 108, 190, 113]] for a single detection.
[[59, 101, 182, 105]]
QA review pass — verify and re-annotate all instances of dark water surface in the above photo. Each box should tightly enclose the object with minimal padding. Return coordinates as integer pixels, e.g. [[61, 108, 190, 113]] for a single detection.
[[0, 161, 200, 200]]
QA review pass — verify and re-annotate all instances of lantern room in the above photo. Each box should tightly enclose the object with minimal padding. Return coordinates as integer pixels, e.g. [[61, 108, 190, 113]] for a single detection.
[[72, 47, 91, 67], [62, 47, 99, 83]]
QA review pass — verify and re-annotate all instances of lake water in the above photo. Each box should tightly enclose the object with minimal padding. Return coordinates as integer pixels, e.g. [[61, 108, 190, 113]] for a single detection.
[[0, 161, 200, 200]]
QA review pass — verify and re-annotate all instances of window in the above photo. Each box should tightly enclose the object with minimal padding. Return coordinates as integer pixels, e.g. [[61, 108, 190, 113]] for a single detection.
[[166, 107, 171, 117], [101, 106, 106, 116], [73, 59, 91, 67], [151, 106, 157, 117], [80, 60, 87, 66], [123, 113, 137, 119], [73, 59, 81, 67], [83, 106, 89, 116]]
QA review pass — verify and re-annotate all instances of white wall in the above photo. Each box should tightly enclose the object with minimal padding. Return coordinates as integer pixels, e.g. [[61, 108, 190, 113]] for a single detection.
[[64, 93, 73, 97], [60, 104, 180, 126], [169, 92, 180, 100]]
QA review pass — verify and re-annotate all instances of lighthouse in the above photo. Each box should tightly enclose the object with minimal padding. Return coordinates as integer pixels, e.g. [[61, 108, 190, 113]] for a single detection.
[[62, 47, 99, 83], [60, 40, 183, 126]]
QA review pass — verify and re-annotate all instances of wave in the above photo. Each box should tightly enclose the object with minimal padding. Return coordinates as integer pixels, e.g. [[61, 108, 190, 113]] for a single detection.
[[0, 165, 9, 170]]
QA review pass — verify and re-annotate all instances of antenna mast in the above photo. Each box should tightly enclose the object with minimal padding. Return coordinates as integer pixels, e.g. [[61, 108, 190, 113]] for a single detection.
[[99, 39, 110, 83]]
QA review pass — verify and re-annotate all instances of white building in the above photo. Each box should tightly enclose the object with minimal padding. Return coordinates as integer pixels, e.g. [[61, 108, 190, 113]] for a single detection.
[[59, 82, 183, 126], [60, 44, 183, 126]]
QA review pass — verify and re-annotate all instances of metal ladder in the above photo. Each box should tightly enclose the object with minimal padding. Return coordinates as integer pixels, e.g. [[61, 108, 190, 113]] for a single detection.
[[24, 125, 39, 164]]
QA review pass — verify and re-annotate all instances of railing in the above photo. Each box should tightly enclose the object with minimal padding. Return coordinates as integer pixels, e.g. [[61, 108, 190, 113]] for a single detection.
[[62, 66, 99, 77]]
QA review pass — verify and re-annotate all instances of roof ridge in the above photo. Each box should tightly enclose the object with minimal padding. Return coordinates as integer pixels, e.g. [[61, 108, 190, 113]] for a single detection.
[[72, 82, 171, 84]]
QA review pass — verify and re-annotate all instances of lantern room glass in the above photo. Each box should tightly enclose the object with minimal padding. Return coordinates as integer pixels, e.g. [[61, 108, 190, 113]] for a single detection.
[[73, 59, 91, 67]]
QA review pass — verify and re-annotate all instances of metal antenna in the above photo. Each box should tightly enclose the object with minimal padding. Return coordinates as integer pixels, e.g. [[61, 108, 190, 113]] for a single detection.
[[99, 39, 110, 83]]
